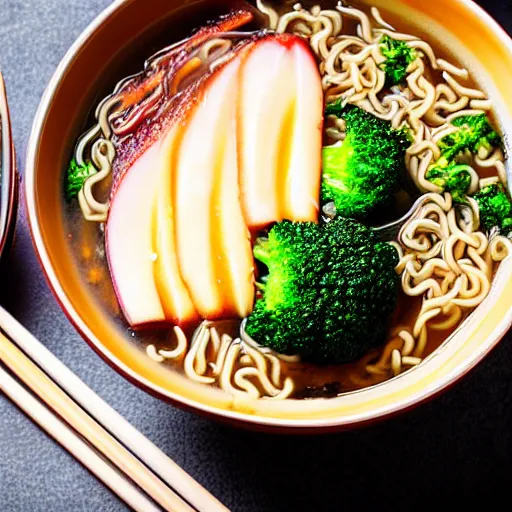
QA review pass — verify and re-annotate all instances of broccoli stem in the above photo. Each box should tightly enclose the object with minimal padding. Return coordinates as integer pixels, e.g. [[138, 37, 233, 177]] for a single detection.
[[253, 237, 271, 267], [255, 281, 266, 292]]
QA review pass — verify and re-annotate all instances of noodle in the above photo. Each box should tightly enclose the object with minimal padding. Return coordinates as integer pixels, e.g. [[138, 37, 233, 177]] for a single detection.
[[367, 194, 511, 376], [146, 321, 295, 399]]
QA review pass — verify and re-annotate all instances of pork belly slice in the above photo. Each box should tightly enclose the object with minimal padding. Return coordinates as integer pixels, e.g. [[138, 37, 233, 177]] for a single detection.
[[105, 142, 166, 326], [238, 34, 323, 229], [174, 58, 254, 319], [282, 38, 323, 221], [152, 126, 199, 325]]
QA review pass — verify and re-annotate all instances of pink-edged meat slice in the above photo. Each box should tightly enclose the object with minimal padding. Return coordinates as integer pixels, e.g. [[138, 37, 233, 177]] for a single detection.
[[238, 34, 323, 229], [237, 38, 292, 229], [282, 38, 323, 221], [152, 125, 198, 325], [174, 58, 254, 319], [106, 141, 166, 326]]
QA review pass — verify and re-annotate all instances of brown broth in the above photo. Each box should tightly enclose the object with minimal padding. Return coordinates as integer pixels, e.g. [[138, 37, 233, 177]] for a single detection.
[[63, 0, 497, 399]]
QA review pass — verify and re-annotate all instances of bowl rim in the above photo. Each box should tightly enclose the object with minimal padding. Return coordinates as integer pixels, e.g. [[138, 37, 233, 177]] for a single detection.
[[24, 0, 512, 430]]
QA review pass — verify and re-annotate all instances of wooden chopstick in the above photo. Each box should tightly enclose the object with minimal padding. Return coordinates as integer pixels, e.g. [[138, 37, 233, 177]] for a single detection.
[[0, 362, 160, 512], [0, 306, 228, 512], [0, 330, 195, 512]]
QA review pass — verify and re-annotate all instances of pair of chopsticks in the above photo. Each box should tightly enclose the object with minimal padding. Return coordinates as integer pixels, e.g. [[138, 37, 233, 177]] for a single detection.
[[0, 305, 229, 512]]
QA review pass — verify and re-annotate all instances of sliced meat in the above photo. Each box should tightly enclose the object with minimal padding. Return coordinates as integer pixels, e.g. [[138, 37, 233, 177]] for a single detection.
[[238, 34, 323, 229], [174, 58, 254, 319], [152, 125, 198, 326], [238, 38, 293, 229], [106, 141, 165, 326], [282, 38, 323, 221]]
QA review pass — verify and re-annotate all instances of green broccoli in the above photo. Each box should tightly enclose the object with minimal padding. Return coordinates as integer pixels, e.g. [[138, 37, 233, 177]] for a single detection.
[[426, 114, 502, 202], [245, 218, 400, 364], [438, 114, 501, 163], [425, 163, 473, 204], [322, 105, 410, 220], [379, 35, 417, 86], [65, 159, 96, 201], [324, 96, 345, 118], [474, 183, 512, 234]]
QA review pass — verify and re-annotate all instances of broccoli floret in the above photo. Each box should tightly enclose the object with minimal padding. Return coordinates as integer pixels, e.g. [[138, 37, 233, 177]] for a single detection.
[[324, 96, 345, 118], [322, 105, 410, 219], [439, 114, 501, 162], [474, 183, 512, 234], [379, 35, 417, 86], [426, 114, 502, 201], [245, 218, 400, 364], [426, 163, 472, 203], [65, 159, 96, 201]]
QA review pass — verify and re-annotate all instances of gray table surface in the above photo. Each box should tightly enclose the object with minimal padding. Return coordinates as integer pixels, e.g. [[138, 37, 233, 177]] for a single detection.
[[0, 1, 511, 510]]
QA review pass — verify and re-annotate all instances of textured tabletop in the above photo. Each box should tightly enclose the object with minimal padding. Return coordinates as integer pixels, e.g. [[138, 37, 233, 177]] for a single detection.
[[0, 1, 511, 510]]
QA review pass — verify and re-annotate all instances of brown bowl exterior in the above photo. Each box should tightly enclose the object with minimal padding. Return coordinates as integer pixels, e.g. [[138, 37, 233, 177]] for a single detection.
[[0, 75, 18, 262], [25, 0, 512, 431]]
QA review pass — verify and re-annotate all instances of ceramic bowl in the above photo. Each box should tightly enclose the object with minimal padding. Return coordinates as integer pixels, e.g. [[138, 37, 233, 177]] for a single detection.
[[25, 0, 512, 432], [0, 75, 17, 261]]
